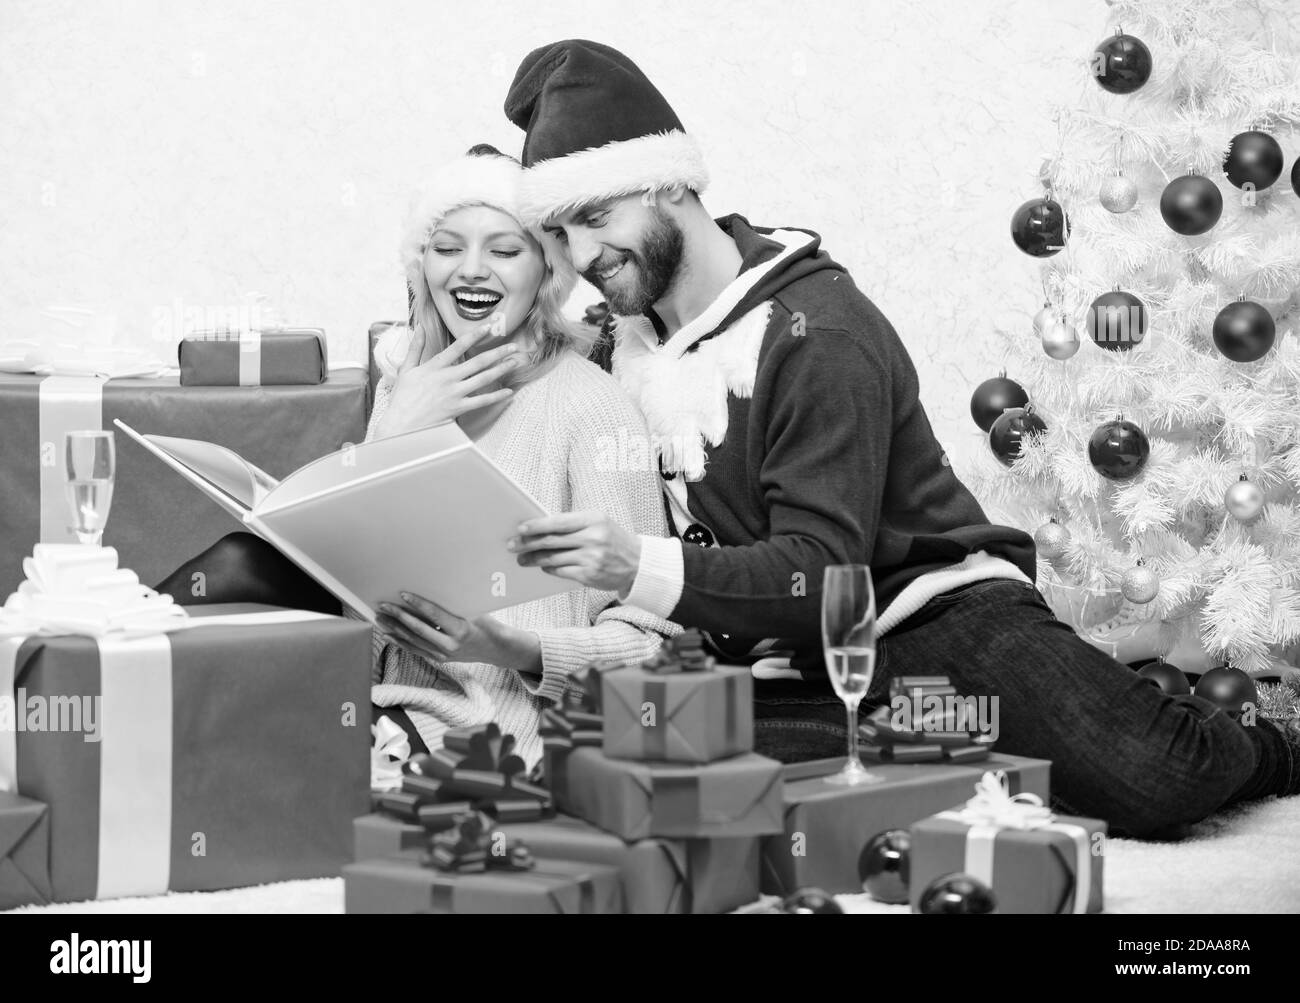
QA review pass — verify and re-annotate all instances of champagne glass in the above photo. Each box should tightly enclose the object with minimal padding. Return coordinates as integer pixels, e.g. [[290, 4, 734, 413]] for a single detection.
[[65, 431, 115, 546], [822, 564, 882, 786]]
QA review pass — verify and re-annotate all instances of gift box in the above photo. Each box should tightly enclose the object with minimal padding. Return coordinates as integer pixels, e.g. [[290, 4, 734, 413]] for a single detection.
[[909, 773, 1106, 914], [759, 753, 1052, 897], [354, 812, 427, 862], [0, 791, 52, 910], [499, 813, 760, 914], [601, 662, 753, 764], [178, 329, 328, 386], [556, 748, 784, 842], [0, 369, 367, 597], [0, 602, 371, 902], [344, 850, 623, 914]]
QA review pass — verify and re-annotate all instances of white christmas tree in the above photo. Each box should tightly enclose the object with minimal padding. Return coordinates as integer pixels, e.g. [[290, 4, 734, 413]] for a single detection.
[[961, 0, 1300, 675]]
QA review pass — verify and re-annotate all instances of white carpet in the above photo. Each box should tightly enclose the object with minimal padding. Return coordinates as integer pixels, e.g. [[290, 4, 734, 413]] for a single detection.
[[9, 793, 1299, 914]]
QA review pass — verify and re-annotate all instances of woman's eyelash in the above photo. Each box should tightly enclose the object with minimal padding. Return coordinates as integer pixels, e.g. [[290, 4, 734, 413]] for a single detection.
[[433, 247, 460, 255], [492, 249, 521, 258]]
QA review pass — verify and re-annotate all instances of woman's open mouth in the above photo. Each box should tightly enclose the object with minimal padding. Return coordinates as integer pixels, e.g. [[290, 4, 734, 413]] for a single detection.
[[450, 287, 504, 321]]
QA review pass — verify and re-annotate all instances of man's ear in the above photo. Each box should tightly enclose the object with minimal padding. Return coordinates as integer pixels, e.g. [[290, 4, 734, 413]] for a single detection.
[[661, 184, 690, 206]]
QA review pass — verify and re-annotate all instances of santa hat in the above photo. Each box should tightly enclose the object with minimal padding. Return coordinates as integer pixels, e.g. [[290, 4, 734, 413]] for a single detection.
[[504, 40, 709, 226]]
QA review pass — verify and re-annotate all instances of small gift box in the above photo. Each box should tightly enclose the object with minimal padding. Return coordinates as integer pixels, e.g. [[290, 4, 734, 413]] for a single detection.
[[856, 675, 997, 765], [602, 629, 753, 764], [0, 791, 52, 910], [178, 328, 328, 386], [760, 753, 1051, 897], [557, 748, 784, 842], [909, 771, 1106, 914]]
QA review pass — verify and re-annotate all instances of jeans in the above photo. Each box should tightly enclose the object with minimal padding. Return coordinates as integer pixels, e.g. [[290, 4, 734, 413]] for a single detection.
[[754, 578, 1297, 837]]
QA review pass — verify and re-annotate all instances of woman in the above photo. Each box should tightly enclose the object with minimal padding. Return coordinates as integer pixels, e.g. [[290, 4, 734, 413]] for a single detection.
[[157, 145, 677, 767]]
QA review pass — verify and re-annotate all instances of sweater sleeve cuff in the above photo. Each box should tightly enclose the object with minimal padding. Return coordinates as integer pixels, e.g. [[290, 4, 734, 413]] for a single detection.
[[621, 535, 684, 620], [523, 626, 646, 705]]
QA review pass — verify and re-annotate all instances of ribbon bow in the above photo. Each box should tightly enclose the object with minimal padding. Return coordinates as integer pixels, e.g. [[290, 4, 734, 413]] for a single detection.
[[856, 675, 994, 764], [423, 809, 535, 873], [370, 716, 412, 792], [640, 629, 714, 674], [953, 770, 1054, 831]]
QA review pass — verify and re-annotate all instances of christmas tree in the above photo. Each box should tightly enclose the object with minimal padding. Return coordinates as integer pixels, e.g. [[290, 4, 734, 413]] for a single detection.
[[962, 0, 1300, 677]]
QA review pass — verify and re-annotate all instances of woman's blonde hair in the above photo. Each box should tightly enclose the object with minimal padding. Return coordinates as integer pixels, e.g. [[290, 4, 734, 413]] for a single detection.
[[401, 145, 593, 386]]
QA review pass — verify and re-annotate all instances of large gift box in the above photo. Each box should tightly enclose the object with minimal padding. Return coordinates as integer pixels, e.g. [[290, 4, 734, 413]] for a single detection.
[[178, 329, 329, 386], [760, 754, 1052, 897], [344, 850, 623, 914], [354, 812, 426, 862], [0, 791, 52, 910], [0, 369, 367, 598], [909, 772, 1106, 914], [0, 603, 372, 902]]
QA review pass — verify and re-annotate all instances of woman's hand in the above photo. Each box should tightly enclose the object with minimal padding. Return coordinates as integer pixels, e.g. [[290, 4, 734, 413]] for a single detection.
[[376, 592, 542, 674], [375, 317, 521, 436]]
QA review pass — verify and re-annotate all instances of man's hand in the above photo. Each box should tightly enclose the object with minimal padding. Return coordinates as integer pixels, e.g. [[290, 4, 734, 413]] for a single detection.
[[508, 512, 642, 594], [376, 592, 541, 673]]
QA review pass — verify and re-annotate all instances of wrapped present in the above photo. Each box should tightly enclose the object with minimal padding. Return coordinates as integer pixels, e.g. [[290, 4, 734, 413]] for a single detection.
[[602, 629, 753, 764], [344, 850, 622, 914], [760, 753, 1051, 897], [354, 813, 427, 862], [402, 722, 553, 822], [556, 748, 784, 842], [538, 664, 607, 804], [0, 369, 367, 597], [909, 770, 1106, 914], [178, 329, 328, 386], [498, 813, 761, 914], [0, 602, 371, 902], [0, 791, 52, 910]]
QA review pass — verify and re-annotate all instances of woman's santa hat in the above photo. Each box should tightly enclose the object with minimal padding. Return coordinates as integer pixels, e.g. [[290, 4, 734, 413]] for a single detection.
[[504, 40, 709, 226]]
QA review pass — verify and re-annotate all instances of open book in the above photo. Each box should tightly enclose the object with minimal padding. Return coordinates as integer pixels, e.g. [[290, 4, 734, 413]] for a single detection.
[[113, 418, 578, 621]]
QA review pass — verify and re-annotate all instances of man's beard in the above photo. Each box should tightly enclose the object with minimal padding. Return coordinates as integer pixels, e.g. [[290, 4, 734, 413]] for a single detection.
[[583, 208, 684, 316]]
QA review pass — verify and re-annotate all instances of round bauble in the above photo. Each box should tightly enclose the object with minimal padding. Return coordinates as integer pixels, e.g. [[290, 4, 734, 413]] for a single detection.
[[1086, 290, 1147, 351], [1033, 518, 1072, 559], [1160, 174, 1223, 236], [1092, 32, 1153, 94], [1099, 172, 1140, 213], [859, 829, 911, 904], [1212, 300, 1275, 363], [1224, 475, 1264, 522], [1136, 660, 1191, 696], [1120, 560, 1160, 603], [1042, 316, 1082, 360], [918, 873, 997, 914], [1011, 197, 1069, 257], [1223, 131, 1284, 190], [989, 406, 1048, 467], [1088, 419, 1150, 481], [970, 375, 1030, 432], [781, 888, 844, 914], [1293, 157, 1300, 198], [1033, 303, 1055, 338], [1193, 666, 1258, 716]]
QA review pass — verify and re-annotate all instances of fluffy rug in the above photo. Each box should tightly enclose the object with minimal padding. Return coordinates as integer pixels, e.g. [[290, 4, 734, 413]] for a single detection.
[[9, 793, 1299, 914]]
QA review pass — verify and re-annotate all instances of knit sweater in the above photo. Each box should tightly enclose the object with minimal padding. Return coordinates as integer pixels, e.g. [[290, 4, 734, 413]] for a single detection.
[[352, 347, 678, 766]]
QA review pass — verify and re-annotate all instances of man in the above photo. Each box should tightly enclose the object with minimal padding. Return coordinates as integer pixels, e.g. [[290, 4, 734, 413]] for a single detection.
[[501, 39, 1299, 836]]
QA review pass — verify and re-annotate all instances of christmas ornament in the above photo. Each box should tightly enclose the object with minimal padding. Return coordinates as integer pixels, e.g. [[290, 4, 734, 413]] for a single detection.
[[1088, 417, 1150, 481], [1086, 289, 1147, 351], [1223, 131, 1284, 191], [1033, 518, 1071, 559], [1011, 196, 1069, 257], [1293, 157, 1300, 198], [1092, 30, 1153, 95], [1212, 299, 1275, 363], [1224, 475, 1264, 522], [1193, 666, 1258, 716], [1121, 558, 1160, 603], [989, 405, 1047, 467], [780, 888, 843, 914], [1032, 302, 1055, 338], [1160, 173, 1223, 235], [970, 374, 1029, 432], [1098, 171, 1139, 213], [918, 873, 997, 914], [1041, 315, 1081, 360], [1136, 658, 1191, 696], [859, 829, 911, 904]]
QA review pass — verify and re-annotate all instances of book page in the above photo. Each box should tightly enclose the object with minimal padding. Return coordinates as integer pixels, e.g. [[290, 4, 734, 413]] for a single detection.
[[124, 430, 278, 509]]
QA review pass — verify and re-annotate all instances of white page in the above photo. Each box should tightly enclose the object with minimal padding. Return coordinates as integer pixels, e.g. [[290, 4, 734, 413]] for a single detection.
[[114, 419, 258, 522], [116, 426, 278, 509]]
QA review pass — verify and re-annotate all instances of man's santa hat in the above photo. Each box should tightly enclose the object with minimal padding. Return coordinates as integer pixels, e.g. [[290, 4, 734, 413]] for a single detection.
[[504, 39, 709, 226]]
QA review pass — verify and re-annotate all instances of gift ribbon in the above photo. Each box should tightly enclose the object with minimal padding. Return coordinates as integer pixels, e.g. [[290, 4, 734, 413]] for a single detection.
[[371, 716, 411, 792], [936, 770, 1091, 915], [38, 375, 107, 545], [239, 329, 262, 387]]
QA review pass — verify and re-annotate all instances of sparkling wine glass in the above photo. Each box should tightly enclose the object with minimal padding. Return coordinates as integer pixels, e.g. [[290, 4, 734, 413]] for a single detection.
[[822, 564, 883, 786], [65, 431, 115, 545]]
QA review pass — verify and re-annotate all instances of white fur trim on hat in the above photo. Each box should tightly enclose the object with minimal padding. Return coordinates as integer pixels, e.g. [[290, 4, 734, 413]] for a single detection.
[[519, 130, 708, 226]]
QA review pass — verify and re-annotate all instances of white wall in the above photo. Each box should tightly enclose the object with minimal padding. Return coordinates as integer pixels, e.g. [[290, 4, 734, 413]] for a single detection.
[[0, 0, 1109, 463]]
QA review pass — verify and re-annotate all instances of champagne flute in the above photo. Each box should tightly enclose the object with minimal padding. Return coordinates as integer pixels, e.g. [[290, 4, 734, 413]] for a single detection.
[[822, 564, 882, 786], [65, 431, 115, 546]]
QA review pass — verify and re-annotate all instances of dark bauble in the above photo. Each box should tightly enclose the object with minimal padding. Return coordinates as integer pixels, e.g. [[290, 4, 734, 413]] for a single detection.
[[1011, 197, 1070, 257], [1223, 131, 1284, 190], [1213, 300, 1276, 363], [970, 376, 1030, 432], [1136, 660, 1191, 696], [859, 829, 911, 904], [781, 888, 844, 914], [1088, 419, 1150, 481], [1160, 175, 1223, 235], [1293, 157, 1300, 198], [1086, 290, 1148, 351], [918, 873, 997, 914], [989, 406, 1048, 467], [1194, 666, 1259, 716], [1092, 32, 1153, 94]]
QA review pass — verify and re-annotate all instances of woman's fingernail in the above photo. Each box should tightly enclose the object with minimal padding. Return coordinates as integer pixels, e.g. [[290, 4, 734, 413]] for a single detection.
[[400, 592, 413, 603], [505, 539, 517, 551]]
